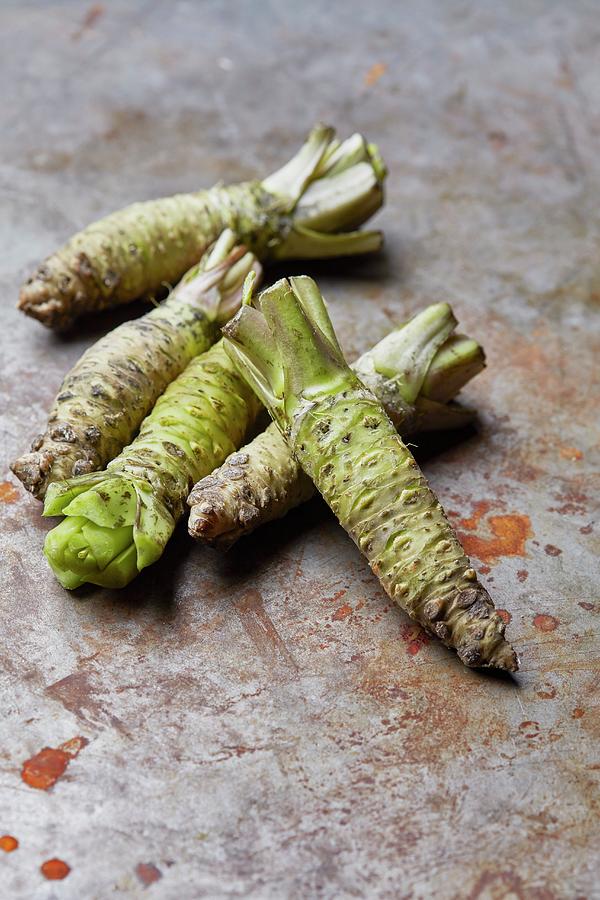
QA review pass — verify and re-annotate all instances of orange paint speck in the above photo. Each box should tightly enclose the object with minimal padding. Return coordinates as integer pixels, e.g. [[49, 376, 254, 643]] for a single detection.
[[457, 501, 531, 565], [496, 609, 512, 625], [559, 446, 583, 461], [332, 603, 352, 621], [533, 614, 559, 633], [517, 569, 529, 582], [400, 623, 430, 656], [41, 858, 70, 880], [0, 481, 19, 503], [0, 835, 18, 852], [458, 500, 492, 531], [323, 589, 347, 604], [22, 736, 88, 790], [136, 862, 162, 885], [364, 62, 387, 87], [544, 544, 562, 557], [572, 708, 585, 719]]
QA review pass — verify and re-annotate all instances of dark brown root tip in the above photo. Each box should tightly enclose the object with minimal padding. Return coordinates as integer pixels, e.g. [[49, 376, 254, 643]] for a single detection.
[[10, 451, 53, 500], [188, 505, 218, 540], [458, 638, 520, 672], [489, 640, 520, 673], [18, 281, 69, 329]]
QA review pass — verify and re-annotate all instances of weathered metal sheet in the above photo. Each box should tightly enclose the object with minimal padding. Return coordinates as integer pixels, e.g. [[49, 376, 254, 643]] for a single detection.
[[1, 1, 599, 897]]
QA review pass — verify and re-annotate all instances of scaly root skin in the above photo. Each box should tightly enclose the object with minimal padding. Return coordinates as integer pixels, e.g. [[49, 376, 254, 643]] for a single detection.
[[43, 341, 262, 589], [188, 307, 484, 549], [222, 277, 519, 672], [19, 125, 386, 329], [294, 389, 519, 673], [12, 232, 258, 500], [18, 185, 275, 329], [187, 423, 313, 548]]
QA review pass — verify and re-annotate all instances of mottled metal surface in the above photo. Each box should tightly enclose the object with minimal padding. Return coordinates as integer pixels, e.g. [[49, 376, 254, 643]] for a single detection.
[[1, 1, 599, 897]]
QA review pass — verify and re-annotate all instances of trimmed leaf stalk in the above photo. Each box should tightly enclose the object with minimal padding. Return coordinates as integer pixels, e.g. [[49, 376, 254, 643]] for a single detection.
[[11, 230, 259, 499], [222, 276, 519, 672], [19, 125, 386, 329], [188, 304, 484, 548]]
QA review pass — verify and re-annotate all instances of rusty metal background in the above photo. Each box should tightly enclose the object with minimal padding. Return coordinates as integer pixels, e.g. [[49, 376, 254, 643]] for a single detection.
[[1, 1, 599, 897]]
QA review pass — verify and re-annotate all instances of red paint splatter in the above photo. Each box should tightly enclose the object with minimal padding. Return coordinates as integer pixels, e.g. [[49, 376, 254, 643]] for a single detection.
[[0, 835, 18, 852], [457, 501, 531, 565], [544, 544, 562, 557], [136, 862, 162, 886], [0, 481, 19, 503], [517, 569, 529, 582], [322, 589, 347, 604], [41, 858, 70, 880], [536, 684, 557, 700], [332, 603, 352, 621], [580, 524, 593, 535], [572, 708, 585, 719], [22, 736, 88, 790], [559, 446, 583, 461], [496, 609, 512, 625], [519, 720, 540, 739], [579, 601, 595, 611], [479, 565, 491, 575], [549, 484, 588, 516], [400, 623, 430, 656], [533, 614, 559, 633]]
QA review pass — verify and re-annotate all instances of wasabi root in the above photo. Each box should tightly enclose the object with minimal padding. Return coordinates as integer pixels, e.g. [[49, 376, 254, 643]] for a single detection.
[[188, 303, 484, 548], [223, 276, 519, 672], [43, 331, 262, 589], [19, 125, 385, 328], [12, 230, 259, 500]]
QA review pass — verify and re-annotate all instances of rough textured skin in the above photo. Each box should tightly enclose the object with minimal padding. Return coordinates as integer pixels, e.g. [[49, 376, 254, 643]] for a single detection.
[[223, 278, 517, 670], [108, 340, 261, 520], [188, 422, 314, 548], [292, 386, 518, 671], [187, 367, 447, 548], [188, 318, 481, 548], [11, 240, 257, 500], [18, 183, 280, 328], [43, 341, 262, 588], [11, 294, 219, 498]]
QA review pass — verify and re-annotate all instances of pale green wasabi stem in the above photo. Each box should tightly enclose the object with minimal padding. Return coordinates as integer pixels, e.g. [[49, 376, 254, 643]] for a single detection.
[[43, 339, 262, 589], [11, 230, 259, 500], [19, 125, 386, 329], [223, 277, 519, 672], [188, 304, 484, 548]]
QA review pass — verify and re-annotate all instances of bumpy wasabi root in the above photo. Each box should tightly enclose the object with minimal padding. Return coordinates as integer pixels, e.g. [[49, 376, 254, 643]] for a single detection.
[[43, 340, 262, 589], [11, 230, 259, 500], [188, 303, 484, 548], [223, 277, 519, 672], [19, 125, 386, 328]]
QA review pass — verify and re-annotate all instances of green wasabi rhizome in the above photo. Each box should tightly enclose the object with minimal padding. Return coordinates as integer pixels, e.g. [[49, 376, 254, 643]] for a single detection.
[[188, 302, 485, 549], [19, 124, 386, 329], [222, 275, 519, 671], [43, 330, 262, 589]]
